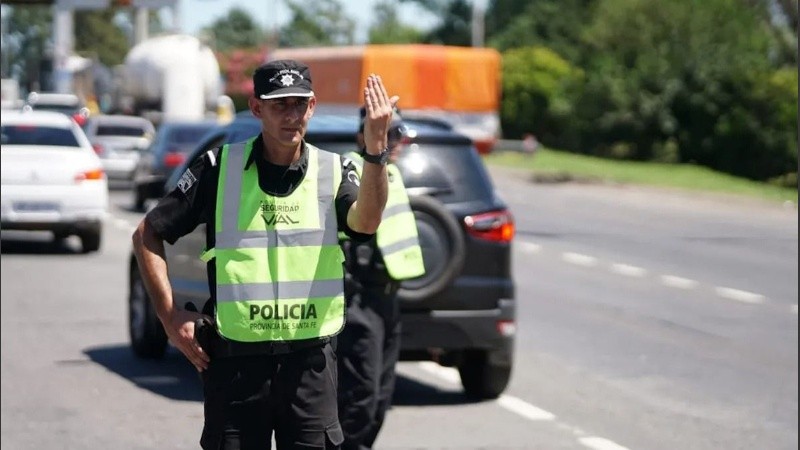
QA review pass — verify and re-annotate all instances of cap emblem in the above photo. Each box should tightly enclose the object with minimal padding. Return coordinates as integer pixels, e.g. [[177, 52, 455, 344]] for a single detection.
[[280, 74, 295, 87]]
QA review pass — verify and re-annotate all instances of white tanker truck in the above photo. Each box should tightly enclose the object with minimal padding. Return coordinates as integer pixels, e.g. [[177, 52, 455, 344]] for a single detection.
[[113, 34, 226, 124]]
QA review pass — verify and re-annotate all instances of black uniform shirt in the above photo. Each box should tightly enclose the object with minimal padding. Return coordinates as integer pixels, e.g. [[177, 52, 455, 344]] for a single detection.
[[340, 147, 397, 287], [146, 133, 372, 315]]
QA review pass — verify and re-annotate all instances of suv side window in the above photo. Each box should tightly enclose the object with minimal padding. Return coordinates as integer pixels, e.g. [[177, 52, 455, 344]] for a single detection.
[[398, 143, 495, 204]]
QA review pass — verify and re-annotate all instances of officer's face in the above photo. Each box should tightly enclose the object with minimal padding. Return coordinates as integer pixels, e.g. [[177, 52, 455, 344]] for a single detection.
[[250, 96, 316, 149], [386, 124, 406, 163]]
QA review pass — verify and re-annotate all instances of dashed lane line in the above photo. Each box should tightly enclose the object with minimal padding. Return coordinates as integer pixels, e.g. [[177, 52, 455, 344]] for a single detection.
[[609, 263, 647, 277], [497, 395, 556, 421], [416, 363, 630, 450], [518, 240, 777, 311], [714, 287, 765, 304], [562, 252, 598, 267], [658, 274, 699, 289], [579, 437, 631, 450], [792, 304, 798, 314], [518, 241, 542, 253]]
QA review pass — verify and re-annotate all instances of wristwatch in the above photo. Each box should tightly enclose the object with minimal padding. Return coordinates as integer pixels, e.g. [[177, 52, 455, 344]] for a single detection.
[[362, 147, 390, 165]]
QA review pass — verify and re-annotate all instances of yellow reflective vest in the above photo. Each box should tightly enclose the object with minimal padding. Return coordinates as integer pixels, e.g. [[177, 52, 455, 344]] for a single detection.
[[203, 139, 346, 342], [344, 151, 425, 280]]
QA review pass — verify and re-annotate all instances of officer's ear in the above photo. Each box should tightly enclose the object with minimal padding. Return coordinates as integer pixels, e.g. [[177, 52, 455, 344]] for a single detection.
[[248, 96, 263, 118], [307, 96, 316, 118]]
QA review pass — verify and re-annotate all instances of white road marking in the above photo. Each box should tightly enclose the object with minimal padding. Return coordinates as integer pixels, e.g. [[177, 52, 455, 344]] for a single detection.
[[522, 243, 776, 313], [578, 436, 631, 450], [497, 395, 556, 421], [609, 263, 647, 277], [518, 241, 542, 253], [416, 363, 628, 450], [659, 275, 698, 289], [714, 287, 765, 304], [563, 252, 598, 267], [791, 304, 798, 314]]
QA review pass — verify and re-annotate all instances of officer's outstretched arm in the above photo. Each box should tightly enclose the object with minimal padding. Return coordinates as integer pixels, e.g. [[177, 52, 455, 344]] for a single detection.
[[348, 74, 396, 234], [131, 219, 210, 371]]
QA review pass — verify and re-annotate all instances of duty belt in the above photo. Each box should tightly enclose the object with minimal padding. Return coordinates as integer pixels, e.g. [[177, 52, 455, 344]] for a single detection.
[[195, 319, 329, 358]]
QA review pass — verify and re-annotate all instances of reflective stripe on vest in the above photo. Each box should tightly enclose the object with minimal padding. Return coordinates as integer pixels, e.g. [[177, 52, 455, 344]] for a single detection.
[[212, 139, 345, 342], [344, 151, 425, 280]]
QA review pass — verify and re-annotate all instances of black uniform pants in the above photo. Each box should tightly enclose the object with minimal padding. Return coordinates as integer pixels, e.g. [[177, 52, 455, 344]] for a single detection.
[[336, 281, 401, 450], [198, 328, 343, 450]]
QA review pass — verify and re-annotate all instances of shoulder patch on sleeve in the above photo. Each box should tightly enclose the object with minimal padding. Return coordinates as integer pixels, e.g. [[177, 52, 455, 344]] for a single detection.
[[205, 150, 217, 167], [177, 169, 198, 194], [347, 169, 360, 187]]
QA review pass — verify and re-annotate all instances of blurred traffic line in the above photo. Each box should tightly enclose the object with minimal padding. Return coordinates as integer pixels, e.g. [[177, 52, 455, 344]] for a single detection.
[[515, 239, 795, 314], [410, 362, 631, 450]]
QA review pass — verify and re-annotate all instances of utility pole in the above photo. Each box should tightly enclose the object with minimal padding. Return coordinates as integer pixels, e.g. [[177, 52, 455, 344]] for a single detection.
[[49, 0, 178, 93], [471, 1, 485, 47]]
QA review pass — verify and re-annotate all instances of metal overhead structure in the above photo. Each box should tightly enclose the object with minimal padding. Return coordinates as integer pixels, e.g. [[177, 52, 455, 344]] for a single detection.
[[2, 0, 178, 93]]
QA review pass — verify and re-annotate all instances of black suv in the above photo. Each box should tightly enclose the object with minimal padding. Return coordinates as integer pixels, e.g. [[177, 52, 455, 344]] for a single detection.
[[128, 112, 516, 399]]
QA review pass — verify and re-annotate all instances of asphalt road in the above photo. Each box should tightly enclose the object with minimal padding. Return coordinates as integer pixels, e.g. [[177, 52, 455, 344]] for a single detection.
[[1, 170, 797, 450]]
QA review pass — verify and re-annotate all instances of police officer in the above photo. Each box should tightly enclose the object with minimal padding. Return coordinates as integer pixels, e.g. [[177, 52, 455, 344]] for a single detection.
[[131, 60, 398, 450], [337, 107, 425, 450]]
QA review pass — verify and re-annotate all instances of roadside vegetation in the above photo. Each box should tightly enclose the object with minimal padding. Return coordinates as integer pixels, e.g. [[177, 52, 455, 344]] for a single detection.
[[484, 148, 798, 205], [3, 0, 796, 190]]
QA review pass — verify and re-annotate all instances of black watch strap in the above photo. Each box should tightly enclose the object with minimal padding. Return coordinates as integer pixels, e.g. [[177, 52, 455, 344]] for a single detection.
[[362, 147, 390, 165]]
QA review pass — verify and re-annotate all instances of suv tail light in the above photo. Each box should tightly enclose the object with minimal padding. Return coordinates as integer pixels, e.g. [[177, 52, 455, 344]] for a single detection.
[[464, 210, 514, 242], [473, 138, 496, 155], [72, 112, 88, 127], [163, 151, 186, 168], [75, 168, 105, 182]]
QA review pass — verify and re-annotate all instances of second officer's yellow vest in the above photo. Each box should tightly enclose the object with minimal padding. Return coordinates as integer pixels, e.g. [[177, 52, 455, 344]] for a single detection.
[[206, 139, 346, 342], [345, 151, 425, 280]]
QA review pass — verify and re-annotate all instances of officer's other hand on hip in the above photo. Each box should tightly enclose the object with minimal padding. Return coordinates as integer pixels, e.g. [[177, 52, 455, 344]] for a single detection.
[[161, 309, 212, 372]]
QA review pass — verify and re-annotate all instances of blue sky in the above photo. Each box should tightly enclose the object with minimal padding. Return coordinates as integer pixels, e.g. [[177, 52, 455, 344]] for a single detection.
[[172, 0, 442, 44]]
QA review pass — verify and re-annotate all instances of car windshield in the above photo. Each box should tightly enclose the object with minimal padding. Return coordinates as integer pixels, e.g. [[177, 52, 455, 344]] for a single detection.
[[0, 125, 79, 147], [97, 125, 149, 137]]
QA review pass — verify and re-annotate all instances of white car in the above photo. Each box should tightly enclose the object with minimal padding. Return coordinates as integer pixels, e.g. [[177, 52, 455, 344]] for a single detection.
[[25, 91, 91, 127], [82, 115, 155, 182], [1, 110, 108, 252]]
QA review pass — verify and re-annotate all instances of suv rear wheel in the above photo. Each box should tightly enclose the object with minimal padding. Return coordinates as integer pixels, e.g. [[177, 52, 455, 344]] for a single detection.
[[79, 227, 101, 253], [398, 195, 466, 302], [129, 263, 168, 359], [133, 185, 146, 212], [458, 349, 512, 399]]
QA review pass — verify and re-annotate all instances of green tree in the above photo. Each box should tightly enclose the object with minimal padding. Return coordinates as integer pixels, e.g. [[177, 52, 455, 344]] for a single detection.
[[485, 0, 598, 62], [368, 1, 424, 44], [279, 0, 355, 47], [2, 5, 53, 91], [573, 0, 796, 179], [400, 0, 472, 45], [500, 46, 583, 145], [74, 9, 129, 66], [201, 7, 265, 52]]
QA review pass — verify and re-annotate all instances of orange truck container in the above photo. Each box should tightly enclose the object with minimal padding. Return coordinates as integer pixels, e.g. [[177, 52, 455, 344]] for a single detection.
[[269, 44, 502, 154]]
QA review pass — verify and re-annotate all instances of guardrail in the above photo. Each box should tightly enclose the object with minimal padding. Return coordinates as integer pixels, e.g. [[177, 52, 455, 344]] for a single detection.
[[494, 140, 526, 152]]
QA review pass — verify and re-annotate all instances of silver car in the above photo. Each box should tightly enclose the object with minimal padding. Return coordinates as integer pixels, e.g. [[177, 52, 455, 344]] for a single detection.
[[83, 115, 155, 182]]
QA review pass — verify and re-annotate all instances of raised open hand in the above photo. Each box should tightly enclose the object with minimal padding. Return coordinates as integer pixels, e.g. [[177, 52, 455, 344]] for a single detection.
[[362, 74, 399, 155]]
